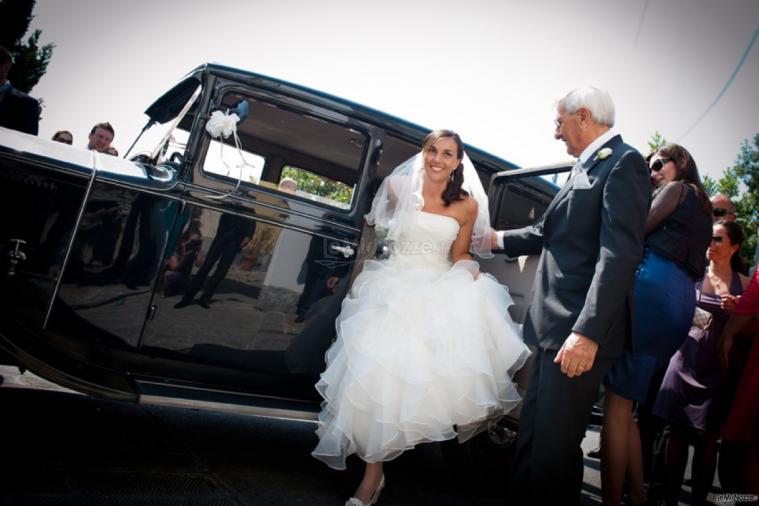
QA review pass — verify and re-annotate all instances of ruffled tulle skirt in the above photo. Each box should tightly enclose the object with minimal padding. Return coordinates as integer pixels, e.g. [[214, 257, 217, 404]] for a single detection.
[[312, 256, 530, 470]]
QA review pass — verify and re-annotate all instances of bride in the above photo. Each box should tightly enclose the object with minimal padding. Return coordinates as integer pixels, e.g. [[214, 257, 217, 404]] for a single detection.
[[312, 129, 530, 505]]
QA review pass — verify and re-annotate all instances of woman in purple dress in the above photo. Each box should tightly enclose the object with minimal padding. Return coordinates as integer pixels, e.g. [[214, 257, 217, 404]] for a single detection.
[[652, 221, 749, 506]]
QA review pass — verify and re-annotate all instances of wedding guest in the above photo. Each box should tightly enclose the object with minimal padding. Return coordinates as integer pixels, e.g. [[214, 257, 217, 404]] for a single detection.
[[278, 177, 297, 193], [313, 130, 529, 506], [0, 45, 39, 135], [51, 130, 73, 144], [163, 220, 204, 297], [601, 144, 712, 506], [653, 221, 749, 506], [174, 212, 255, 309], [710, 194, 737, 223], [719, 263, 759, 497], [86, 122, 115, 153], [493, 87, 650, 505]]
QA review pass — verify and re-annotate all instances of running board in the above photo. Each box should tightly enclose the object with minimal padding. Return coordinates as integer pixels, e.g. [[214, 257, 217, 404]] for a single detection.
[[133, 378, 320, 423]]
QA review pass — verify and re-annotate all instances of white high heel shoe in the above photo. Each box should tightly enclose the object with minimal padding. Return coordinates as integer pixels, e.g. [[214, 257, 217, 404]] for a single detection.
[[345, 474, 385, 506]]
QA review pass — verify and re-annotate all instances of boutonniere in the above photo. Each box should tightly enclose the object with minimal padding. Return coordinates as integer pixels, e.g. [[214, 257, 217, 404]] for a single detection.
[[594, 147, 613, 161]]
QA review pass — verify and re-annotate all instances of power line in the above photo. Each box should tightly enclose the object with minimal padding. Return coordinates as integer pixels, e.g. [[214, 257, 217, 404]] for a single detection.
[[678, 24, 759, 142], [634, 0, 651, 46]]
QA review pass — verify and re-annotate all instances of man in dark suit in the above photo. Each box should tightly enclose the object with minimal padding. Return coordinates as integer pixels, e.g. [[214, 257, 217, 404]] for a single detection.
[[493, 87, 650, 504], [0, 46, 40, 135]]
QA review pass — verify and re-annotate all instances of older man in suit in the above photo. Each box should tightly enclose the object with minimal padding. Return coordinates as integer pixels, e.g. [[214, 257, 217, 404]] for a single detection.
[[0, 46, 39, 135], [493, 87, 650, 504]]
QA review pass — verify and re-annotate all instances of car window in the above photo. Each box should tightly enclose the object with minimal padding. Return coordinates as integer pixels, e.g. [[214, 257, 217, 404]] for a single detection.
[[375, 135, 419, 179], [202, 92, 367, 210], [278, 165, 352, 210], [492, 182, 552, 230]]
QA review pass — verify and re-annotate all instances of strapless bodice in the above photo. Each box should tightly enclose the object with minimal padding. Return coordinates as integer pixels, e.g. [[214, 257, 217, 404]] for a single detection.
[[389, 211, 460, 267]]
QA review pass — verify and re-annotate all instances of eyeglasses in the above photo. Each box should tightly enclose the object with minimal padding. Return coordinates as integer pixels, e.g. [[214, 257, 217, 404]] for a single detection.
[[554, 112, 576, 129], [712, 207, 735, 218], [711, 236, 724, 244], [650, 158, 672, 172]]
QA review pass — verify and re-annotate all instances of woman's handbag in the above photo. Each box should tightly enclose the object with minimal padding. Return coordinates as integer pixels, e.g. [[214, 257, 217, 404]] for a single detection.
[[691, 284, 714, 330], [691, 306, 713, 330]]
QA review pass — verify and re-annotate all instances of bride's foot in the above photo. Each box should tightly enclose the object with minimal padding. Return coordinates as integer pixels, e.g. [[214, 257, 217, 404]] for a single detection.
[[346, 473, 385, 506]]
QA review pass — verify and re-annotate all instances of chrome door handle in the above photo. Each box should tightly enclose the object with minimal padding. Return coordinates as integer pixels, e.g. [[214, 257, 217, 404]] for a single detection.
[[329, 244, 355, 258]]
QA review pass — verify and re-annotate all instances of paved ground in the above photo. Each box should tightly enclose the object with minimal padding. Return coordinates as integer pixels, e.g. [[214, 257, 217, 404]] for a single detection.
[[0, 366, 727, 505]]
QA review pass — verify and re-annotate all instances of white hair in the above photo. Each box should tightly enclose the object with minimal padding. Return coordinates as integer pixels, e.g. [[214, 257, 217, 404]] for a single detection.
[[278, 177, 298, 190], [558, 87, 615, 127]]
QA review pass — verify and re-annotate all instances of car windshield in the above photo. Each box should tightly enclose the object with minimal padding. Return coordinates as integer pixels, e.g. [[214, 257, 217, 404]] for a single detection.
[[126, 79, 202, 167]]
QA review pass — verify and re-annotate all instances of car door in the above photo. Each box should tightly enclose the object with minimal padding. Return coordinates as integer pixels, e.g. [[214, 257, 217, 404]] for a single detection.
[[137, 86, 383, 404], [481, 162, 573, 400]]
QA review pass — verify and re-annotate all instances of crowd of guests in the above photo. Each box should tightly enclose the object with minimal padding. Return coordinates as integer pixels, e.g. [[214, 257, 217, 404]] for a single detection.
[[51, 121, 119, 156], [594, 173, 758, 505]]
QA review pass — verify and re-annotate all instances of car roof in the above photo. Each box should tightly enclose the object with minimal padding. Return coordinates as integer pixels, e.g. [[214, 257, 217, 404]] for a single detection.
[[195, 63, 521, 174]]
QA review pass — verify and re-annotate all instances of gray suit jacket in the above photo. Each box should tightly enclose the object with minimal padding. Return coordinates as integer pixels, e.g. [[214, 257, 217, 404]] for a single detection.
[[502, 135, 650, 359]]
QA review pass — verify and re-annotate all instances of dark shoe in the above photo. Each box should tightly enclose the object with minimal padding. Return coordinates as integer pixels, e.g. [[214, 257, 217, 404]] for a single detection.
[[586, 446, 601, 459], [198, 299, 211, 309], [294, 314, 305, 323], [174, 298, 193, 309]]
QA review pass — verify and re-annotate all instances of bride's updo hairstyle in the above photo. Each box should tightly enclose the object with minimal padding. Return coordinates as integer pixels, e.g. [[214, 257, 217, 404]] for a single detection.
[[422, 129, 469, 206]]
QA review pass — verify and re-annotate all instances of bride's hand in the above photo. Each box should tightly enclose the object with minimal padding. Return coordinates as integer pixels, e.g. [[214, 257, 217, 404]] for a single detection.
[[452, 259, 480, 280]]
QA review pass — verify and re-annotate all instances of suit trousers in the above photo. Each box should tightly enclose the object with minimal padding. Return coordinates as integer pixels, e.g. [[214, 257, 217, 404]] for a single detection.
[[507, 347, 614, 505]]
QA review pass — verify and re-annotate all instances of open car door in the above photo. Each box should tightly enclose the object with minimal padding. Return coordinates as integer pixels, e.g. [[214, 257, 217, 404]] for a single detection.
[[479, 161, 574, 401], [482, 161, 574, 324]]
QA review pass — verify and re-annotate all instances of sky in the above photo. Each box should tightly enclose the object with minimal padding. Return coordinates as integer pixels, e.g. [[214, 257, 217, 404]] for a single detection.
[[26, 0, 759, 185]]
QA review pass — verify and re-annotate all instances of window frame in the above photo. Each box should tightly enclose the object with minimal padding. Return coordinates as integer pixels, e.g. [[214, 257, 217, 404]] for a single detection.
[[195, 85, 371, 214]]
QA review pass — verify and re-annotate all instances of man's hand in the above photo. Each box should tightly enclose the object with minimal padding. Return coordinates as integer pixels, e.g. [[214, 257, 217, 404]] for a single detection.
[[554, 332, 599, 378]]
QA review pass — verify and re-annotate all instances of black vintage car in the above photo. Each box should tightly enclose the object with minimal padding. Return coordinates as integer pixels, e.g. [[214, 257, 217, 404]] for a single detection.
[[0, 63, 570, 477]]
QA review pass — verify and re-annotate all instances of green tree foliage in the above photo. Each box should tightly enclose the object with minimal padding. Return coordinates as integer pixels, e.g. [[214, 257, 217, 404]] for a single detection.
[[0, 0, 54, 93], [702, 175, 718, 196], [703, 168, 740, 200], [647, 131, 667, 155], [731, 134, 759, 263], [281, 165, 353, 205]]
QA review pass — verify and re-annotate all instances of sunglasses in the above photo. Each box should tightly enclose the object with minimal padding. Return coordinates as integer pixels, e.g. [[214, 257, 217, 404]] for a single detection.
[[650, 158, 672, 172], [712, 207, 735, 218], [711, 236, 724, 244]]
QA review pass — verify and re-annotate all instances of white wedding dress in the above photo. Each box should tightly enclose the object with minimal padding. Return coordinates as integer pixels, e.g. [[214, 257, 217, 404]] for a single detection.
[[312, 210, 530, 470]]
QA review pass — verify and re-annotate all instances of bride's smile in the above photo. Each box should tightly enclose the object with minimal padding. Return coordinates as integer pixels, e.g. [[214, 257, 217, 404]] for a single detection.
[[423, 137, 460, 183]]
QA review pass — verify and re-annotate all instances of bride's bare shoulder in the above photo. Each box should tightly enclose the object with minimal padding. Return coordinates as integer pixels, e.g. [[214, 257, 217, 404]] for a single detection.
[[459, 194, 478, 215], [450, 195, 478, 224]]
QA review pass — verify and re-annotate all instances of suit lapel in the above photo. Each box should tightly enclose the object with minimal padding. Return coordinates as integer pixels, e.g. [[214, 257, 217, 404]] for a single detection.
[[542, 135, 624, 221], [542, 163, 579, 218], [584, 135, 623, 174]]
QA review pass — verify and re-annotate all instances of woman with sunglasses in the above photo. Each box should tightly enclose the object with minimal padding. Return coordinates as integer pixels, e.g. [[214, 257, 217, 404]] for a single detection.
[[601, 144, 712, 506], [51, 130, 73, 144], [652, 221, 749, 505]]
